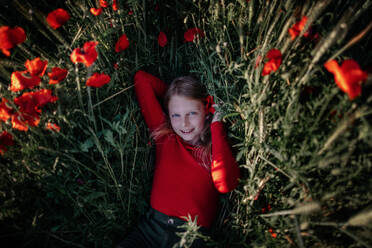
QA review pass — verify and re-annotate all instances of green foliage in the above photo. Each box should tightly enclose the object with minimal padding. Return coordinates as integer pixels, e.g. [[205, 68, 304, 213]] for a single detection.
[[1, 0, 371, 247]]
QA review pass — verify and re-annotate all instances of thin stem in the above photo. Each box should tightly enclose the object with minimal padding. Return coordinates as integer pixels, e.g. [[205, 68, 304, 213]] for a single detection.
[[92, 85, 134, 108], [74, 64, 84, 110]]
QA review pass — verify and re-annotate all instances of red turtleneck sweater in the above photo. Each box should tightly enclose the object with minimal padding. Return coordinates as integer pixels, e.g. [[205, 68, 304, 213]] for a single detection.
[[134, 70, 240, 228]]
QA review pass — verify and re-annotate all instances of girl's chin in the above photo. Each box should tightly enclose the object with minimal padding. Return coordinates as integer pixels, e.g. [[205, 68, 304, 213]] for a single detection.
[[181, 135, 194, 141], [180, 135, 199, 145]]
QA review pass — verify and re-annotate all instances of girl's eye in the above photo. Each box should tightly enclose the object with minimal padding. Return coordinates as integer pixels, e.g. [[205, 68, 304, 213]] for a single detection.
[[171, 114, 180, 118], [190, 112, 198, 115]]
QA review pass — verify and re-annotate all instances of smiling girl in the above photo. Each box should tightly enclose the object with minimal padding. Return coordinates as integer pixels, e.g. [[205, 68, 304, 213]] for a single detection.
[[117, 71, 240, 248]]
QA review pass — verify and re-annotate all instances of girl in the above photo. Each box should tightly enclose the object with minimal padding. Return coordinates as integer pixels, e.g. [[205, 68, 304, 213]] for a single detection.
[[117, 70, 240, 248]]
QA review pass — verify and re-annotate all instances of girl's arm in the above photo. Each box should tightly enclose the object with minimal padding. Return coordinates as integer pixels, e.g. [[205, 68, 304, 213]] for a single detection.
[[134, 70, 168, 131], [210, 120, 240, 193]]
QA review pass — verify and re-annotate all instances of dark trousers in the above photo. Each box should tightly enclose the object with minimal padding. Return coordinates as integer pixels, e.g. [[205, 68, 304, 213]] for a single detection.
[[116, 207, 209, 248]]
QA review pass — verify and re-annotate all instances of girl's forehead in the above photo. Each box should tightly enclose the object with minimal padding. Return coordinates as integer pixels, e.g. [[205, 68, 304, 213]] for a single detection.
[[168, 95, 203, 110]]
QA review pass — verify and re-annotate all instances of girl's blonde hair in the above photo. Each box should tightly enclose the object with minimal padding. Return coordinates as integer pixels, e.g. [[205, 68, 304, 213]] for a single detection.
[[151, 75, 213, 170]]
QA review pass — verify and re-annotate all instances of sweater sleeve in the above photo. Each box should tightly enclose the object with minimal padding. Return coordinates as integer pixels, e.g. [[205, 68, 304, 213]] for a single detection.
[[134, 70, 168, 131], [210, 121, 240, 193]]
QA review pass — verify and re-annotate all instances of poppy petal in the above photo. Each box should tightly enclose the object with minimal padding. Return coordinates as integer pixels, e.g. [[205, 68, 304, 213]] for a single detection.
[[70, 41, 99, 67], [112, 0, 118, 11], [86, 72, 111, 87], [288, 16, 308, 40], [262, 49, 282, 76], [158, 31, 167, 47], [11, 89, 57, 131], [184, 28, 204, 42], [115, 34, 129, 52], [0, 26, 26, 56], [13, 92, 43, 131], [25, 57, 48, 77], [46, 122, 61, 132], [99, 0, 109, 8], [1, 49, 11, 57], [0, 131, 14, 155], [10, 71, 41, 92], [0, 98, 13, 122], [14, 89, 57, 113], [324, 59, 367, 100], [11, 112, 40, 131], [32, 89, 58, 107], [47, 67, 68, 84], [46, 8, 70, 29], [0, 26, 14, 50], [90, 7, 103, 16]]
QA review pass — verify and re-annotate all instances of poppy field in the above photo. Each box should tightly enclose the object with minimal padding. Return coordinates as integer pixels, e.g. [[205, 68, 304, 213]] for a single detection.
[[0, 0, 371, 247]]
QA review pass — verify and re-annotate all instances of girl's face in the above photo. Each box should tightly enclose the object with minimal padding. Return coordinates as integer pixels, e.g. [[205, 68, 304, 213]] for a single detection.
[[168, 95, 206, 145]]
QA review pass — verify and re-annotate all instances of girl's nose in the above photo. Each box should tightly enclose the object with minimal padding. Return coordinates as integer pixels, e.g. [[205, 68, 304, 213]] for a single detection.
[[182, 116, 190, 127]]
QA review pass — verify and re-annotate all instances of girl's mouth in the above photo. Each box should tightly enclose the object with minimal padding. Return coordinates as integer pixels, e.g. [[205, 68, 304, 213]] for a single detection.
[[180, 129, 194, 134]]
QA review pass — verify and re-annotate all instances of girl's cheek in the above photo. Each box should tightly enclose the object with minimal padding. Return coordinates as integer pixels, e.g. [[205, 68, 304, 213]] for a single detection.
[[171, 119, 179, 127]]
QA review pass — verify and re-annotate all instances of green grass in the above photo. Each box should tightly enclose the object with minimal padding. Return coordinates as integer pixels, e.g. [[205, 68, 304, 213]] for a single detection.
[[1, 0, 371, 247]]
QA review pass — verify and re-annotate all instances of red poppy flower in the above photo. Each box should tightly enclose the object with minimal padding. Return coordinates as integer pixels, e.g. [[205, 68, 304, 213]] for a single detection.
[[288, 16, 319, 41], [25, 57, 48, 77], [11, 112, 40, 131], [128, 10, 133, 15], [90, 7, 103, 16], [12, 89, 57, 131], [32, 89, 58, 107], [46, 8, 70, 29], [46, 122, 61, 132], [204, 95, 215, 114], [288, 16, 308, 40], [0, 26, 26, 56], [86, 72, 111, 87], [112, 0, 118, 11], [114, 63, 119, 69], [48, 67, 68, 84], [99, 0, 109, 8], [158, 31, 167, 47], [324, 59, 368, 100], [15, 89, 57, 112], [115, 34, 129, 52], [184, 28, 204, 42], [14, 92, 39, 114], [10, 71, 41, 92], [261, 49, 282, 76], [0, 131, 14, 155], [12, 93, 40, 131], [70, 41, 99, 67], [0, 98, 13, 122]]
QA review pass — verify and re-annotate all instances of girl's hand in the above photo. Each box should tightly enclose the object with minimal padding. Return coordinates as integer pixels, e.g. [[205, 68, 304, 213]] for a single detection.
[[211, 104, 221, 123]]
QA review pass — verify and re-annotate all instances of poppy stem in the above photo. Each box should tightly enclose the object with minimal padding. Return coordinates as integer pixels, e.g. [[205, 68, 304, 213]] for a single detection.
[[86, 67, 97, 132], [74, 64, 84, 111], [293, 216, 305, 248], [127, 120, 138, 224], [87, 86, 97, 132]]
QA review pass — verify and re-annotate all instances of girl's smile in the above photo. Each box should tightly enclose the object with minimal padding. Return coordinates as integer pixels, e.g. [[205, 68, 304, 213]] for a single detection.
[[168, 95, 206, 145]]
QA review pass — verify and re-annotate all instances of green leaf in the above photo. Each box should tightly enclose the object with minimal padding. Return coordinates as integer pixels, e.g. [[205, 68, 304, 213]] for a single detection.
[[84, 192, 106, 202], [80, 138, 94, 152], [103, 129, 115, 146]]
